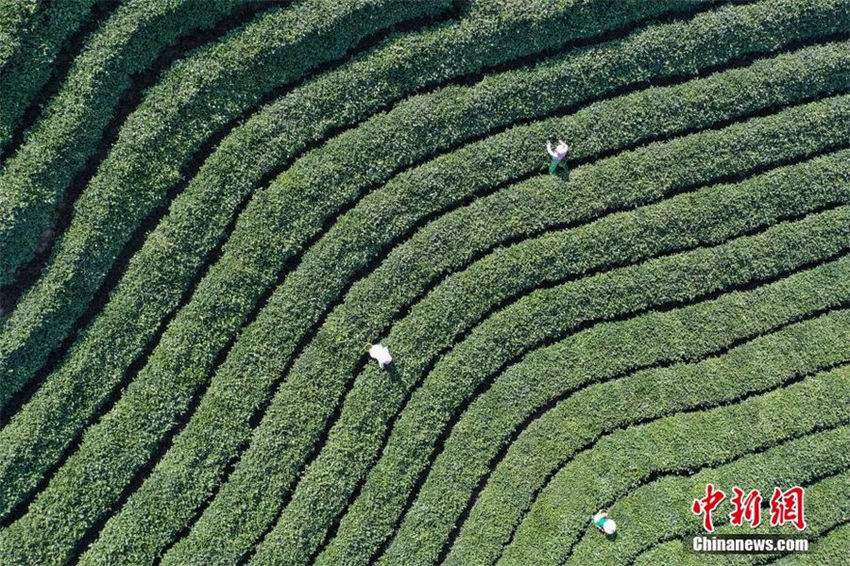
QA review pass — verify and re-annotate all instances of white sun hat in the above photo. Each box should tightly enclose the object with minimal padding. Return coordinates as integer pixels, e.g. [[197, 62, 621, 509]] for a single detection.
[[592, 510, 617, 535], [368, 343, 392, 369]]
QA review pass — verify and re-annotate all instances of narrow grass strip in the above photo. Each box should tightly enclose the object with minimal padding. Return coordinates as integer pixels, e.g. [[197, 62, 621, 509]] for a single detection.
[[501, 331, 850, 564], [160, 53, 850, 562], [378, 157, 850, 565]]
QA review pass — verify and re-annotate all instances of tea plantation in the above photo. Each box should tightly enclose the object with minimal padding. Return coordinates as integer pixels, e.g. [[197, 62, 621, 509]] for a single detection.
[[0, 0, 847, 564]]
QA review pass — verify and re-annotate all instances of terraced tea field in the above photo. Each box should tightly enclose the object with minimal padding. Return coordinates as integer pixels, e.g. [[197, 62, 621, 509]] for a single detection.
[[0, 0, 848, 564]]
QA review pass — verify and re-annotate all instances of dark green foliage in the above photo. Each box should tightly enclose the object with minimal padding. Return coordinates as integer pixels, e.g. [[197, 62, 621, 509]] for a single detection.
[[383, 155, 850, 566], [77, 3, 850, 560], [0, 0, 449, 409], [569, 424, 850, 564], [452, 261, 850, 565], [0, 0, 847, 564], [162, 46, 850, 563], [501, 330, 850, 564], [0, 0, 268, 283], [0, 0, 100, 155]]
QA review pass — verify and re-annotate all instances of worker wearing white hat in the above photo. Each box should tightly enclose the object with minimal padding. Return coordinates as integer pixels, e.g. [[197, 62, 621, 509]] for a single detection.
[[592, 510, 617, 535], [368, 343, 392, 369], [546, 139, 570, 175]]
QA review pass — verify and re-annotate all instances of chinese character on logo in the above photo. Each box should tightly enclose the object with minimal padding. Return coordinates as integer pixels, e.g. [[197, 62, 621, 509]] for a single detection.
[[769, 486, 807, 531], [729, 486, 762, 527], [692, 483, 726, 533]]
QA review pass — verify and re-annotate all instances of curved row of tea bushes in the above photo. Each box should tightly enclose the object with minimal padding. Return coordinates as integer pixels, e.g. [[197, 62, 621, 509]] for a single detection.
[[377, 157, 850, 565], [0, 0, 40, 67], [0, 0, 449, 408], [0, 0, 271, 283], [567, 423, 850, 564], [1, 1, 734, 559], [315, 206, 849, 564], [635, 470, 850, 564], [501, 340, 850, 564], [86, 94, 848, 566], [158, 51, 850, 562], [232, 97, 849, 565], [0, 0, 101, 156], [0, 0, 729, 416], [249, 120, 849, 563], [448, 257, 850, 565]]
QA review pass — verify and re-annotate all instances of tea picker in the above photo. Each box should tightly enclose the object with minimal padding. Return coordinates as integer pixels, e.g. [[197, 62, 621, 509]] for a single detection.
[[592, 510, 617, 535], [546, 139, 570, 175], [369, 343, 392, 369]]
